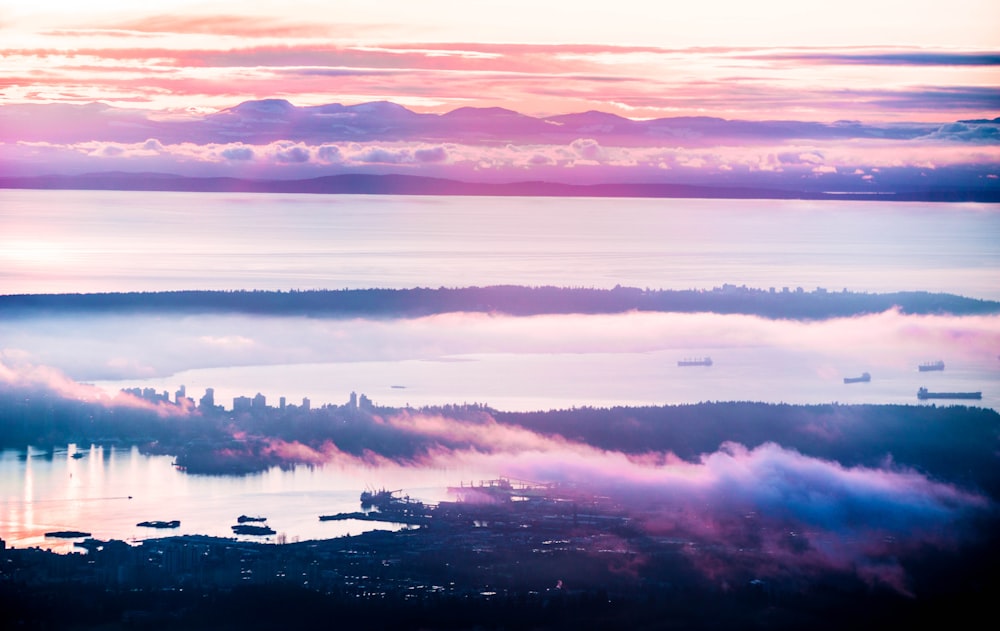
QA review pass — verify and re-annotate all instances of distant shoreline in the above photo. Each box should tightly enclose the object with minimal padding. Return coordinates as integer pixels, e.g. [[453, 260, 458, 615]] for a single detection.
[[2, 285, 997, 319], [2, 172, 998, 202]]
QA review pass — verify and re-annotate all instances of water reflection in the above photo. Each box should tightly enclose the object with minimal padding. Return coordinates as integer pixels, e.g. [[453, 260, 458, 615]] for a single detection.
[[1, 445, 477, 554]]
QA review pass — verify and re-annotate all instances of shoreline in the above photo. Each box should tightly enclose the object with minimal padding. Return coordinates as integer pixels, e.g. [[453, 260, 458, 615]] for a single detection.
[[2, 285, 998, 319], [2, 173, 998, 203]]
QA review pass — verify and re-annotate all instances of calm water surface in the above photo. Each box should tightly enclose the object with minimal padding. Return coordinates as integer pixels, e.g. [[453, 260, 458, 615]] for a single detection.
[[2, 189, 998, 298], [91, 346, 1000, 413], [0, 444, 478, 553]]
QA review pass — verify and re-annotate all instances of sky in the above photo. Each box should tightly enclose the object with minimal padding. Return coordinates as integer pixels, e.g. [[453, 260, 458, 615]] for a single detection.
[[3, 0, 999, 118], [1, 1, 998, 187]]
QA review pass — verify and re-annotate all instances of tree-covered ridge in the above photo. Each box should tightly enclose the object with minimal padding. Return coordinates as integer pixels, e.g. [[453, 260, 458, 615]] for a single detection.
[[2, 285, 998, 319], [2, 381, 997, 500]]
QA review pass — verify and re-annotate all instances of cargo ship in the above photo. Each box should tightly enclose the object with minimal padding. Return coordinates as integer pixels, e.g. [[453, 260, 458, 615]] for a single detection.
[[843, 372, 871, 384], [136, 520, 180, 529], [360, 488, 402, 509], [678, 357, 712, 367], [45, 530, 91, 539], [918, 360, 945, 372], [917, 387, 981, 400]]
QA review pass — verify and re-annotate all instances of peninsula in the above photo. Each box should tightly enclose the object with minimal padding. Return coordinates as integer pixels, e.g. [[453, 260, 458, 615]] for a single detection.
[[2, 285, 997, 320]]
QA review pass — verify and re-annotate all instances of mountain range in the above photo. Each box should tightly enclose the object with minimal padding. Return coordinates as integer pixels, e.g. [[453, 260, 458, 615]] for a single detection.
[[5, 98, 996, 147], [1, 99, 997, 199]]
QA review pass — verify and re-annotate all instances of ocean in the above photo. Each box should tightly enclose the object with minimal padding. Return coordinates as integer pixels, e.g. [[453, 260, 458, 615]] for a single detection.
[[0, 443, 467, 553], [2, 189, 998, 298], [1, 189, 998, 550]]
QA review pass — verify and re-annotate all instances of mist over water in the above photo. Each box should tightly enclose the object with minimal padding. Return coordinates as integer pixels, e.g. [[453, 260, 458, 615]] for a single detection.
[[3, 308, 998, 412], [76, 312, 998, 413]]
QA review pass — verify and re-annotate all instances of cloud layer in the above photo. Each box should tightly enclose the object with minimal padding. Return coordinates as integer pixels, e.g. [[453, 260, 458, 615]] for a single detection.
[[1, 100, 996, 192], [4, 309, 997, 381], [0, 352, 189, 417], [3, 6, 998, 122], [2, 4, 997, 190]]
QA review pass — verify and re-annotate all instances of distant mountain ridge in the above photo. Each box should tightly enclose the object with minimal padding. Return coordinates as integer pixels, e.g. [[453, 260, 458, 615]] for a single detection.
[[2, 172, 995, 201], [2, 99, 996, 199], [6, 98, 982, 147]]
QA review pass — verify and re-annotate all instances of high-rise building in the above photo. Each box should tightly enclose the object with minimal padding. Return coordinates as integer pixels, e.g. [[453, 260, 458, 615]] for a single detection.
[[252, 392, 266, 410], [233, 396, 252, 412], [199, 388, 215, 410]]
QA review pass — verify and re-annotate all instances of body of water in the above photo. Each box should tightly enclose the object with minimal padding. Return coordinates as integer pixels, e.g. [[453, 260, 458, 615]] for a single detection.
[[90, 345, 1000, 413], [0, 444, 476, 554], [2, 189, 998, 299], [1, 189, 998, 550]]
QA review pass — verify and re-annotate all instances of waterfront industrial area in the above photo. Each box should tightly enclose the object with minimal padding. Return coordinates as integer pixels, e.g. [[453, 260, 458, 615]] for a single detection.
[[4, 465, 996, 630], [0, 477, 752, 629], [1, 364, 997, 628]]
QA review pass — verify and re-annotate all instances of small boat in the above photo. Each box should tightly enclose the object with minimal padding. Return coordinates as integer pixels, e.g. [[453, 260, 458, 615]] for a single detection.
[[137, 520, 180, 529], [918, 360, 945, 372], [45, 530, 91, 539], [917, 387, 981, 400], [237, 515, 267, 523], [677, 357, 712, 367], [843, 372, 871, 384], [231, 524, 276, 536]]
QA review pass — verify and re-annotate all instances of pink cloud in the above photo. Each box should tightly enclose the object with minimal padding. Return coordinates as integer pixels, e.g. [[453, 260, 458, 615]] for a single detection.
[[414, 146, 448, 162], [240, 407, 989, 594], [3, 40, 996, 121], [108, 14, 340, 39], [570, 138, 605, 161], [5, 310, 995, 388], [4, 134, 995, 186], [383, 410, 578, 454], [271, 142, 310, 163], [0, 356, 191, 418], [260, 438, 399, 468], [353, 146, 411, 164]]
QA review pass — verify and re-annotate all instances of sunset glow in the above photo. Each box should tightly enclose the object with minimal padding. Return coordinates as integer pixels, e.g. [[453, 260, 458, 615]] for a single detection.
[[4, 1, 998, 119], [1, 4, 999, 627], [1, 1, 997, 192]]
